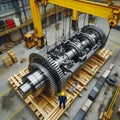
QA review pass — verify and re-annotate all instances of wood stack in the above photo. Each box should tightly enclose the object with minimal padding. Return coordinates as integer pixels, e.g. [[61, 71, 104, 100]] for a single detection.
[[2, 50, 18, 67], [0, 42, 15, 54], [2, 55, 13, 67], [7, 50, 18, 62]]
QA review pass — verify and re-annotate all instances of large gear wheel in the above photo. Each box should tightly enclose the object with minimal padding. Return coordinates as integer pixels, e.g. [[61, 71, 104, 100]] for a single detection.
[[46, 55, 65, 92], [29, 62, 58, 96], [29, 52, 65, 93]]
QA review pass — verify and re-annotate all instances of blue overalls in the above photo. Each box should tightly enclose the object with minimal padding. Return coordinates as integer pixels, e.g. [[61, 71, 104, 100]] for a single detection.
[[58, 96, 67, 109]]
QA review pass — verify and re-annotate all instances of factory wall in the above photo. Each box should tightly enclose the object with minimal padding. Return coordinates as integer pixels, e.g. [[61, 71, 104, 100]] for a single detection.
[[0, 0, 61, 42]]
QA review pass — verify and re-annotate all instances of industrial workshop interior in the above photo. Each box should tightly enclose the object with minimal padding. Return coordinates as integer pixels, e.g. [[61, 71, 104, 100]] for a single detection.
[[0, 0, 120, 120]]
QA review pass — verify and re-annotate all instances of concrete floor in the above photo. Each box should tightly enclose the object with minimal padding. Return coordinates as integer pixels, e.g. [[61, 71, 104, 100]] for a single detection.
[[0, 14, 120, 120]]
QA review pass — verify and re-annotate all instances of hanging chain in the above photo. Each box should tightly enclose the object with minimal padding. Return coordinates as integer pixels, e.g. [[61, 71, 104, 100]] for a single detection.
[[62, 11, 65, 39], [69, 15, 71, 36], [64, 8, 67, 38], [77, 12, 80, 31], [106, 27, 112, 41], [54, 5, 58, 46], [83, 14, 86, 27], [68, 9, 72, 36], [95, 16, 98, 25], [44, 6, 49, 52]]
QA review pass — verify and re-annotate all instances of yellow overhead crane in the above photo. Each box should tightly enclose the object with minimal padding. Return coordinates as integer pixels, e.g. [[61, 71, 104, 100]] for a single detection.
[[29, 0, 120, 48], [72, 10, 78, 31], [24, 0, 44, 48]]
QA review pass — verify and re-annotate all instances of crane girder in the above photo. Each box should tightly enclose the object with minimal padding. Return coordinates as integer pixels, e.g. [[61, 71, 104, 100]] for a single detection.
[[42, 0, 120, 27]]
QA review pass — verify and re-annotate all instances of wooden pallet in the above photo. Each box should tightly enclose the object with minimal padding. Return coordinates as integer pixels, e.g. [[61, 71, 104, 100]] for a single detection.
[[9, 48, 112, 120]]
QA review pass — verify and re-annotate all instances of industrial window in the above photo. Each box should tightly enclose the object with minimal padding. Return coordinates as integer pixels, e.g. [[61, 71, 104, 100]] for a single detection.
[[0, 1, 14, 13], [8, 2, 14, 9], [23, 0, 29, 7]]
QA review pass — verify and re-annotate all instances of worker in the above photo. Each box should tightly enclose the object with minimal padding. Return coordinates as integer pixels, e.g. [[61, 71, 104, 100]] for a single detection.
[[58, 91, 67, 109]]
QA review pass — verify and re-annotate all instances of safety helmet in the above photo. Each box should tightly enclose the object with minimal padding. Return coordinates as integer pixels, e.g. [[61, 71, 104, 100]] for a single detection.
[[61, 91, 65, 96]]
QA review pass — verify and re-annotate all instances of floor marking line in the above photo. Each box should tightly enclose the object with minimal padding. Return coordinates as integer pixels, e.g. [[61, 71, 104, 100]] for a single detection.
[[7, 104, 25, 120], [0, 88, 12, 97]]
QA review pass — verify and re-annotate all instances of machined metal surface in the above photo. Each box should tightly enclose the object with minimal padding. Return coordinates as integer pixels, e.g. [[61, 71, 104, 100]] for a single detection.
[[18, 25, 107, 98]]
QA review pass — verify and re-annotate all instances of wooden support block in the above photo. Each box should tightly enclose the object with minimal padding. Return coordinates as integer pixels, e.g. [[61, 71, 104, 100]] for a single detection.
[[2, 50, 18, 67], [96, 49, 112, 60], [7, 50, 18, 62], [2, 54, 13, 67]]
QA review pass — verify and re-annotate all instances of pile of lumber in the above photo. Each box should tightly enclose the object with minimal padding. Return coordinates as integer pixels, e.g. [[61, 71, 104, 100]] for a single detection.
[[0, 43, 15, 54], [7, 50, 17, 62], [0, 38, 23, 54]]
